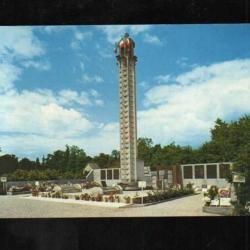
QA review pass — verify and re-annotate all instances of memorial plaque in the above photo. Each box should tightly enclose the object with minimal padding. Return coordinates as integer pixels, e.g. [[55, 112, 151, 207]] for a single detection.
[[138, 181, 146, 188], [1, 177, 7, 182], [233, 174, 245, 183], [220, 198, 231, 206], [211, 199, 219, 206]]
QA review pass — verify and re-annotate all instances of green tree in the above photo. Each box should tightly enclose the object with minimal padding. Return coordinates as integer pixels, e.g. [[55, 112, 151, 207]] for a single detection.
[[137, 137, 153, 165], [231, 143, 250, 206], [0, 154, 19, 175]]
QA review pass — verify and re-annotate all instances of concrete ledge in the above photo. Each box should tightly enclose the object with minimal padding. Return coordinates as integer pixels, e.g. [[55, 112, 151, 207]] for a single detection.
[[22, 196, 132, 208], [202, 206, 233, 216], [7, 191, 31, 195]]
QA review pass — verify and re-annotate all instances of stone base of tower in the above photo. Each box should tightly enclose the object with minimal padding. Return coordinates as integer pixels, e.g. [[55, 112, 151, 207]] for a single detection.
[[120, 159, 145, 184]]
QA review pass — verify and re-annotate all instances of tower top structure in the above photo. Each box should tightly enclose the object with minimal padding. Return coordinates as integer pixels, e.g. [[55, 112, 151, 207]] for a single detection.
[[114, 33, 135, 58]]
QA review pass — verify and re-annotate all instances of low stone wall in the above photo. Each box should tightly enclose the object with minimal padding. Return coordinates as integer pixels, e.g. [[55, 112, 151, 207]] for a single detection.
[[6, 179, 86, 188], [202, 206, 233, 216], [7, 191, 31, 196]]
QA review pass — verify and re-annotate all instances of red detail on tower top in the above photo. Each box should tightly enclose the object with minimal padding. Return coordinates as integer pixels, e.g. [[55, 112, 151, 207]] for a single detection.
[[118, 37, 132, 49]]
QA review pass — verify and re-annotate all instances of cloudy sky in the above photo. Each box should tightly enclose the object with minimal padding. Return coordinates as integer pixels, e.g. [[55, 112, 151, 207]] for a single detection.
[[0, 24, 250, 159]]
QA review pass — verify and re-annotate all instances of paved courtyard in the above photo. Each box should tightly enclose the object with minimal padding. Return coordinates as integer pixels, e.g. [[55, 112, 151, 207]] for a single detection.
[[0, 193, 218, 217]]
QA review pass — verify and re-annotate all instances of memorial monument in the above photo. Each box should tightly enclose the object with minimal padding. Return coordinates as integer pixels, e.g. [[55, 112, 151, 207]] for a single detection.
[[115, 33, 138, 183]]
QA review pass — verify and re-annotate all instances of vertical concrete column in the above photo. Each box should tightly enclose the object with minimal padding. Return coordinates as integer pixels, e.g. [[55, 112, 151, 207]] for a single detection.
[[181, 165, 184, 182], [105, 169, 107, 181], [192, 165, 195, 179], [216, 163, 220, 179], [204, 164, 207, 179]]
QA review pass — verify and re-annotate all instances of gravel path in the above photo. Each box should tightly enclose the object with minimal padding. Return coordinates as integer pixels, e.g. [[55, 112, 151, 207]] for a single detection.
[[0, 193, 218, 218]]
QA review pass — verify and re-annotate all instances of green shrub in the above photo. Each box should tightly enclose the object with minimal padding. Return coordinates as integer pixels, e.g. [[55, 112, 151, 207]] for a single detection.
[[62, 194, 69, 199], [31, 189, 39, 197], [95, 194, 103, 202], [115, 195, 120, 203], [80, 193, 90, 201], [109, 194, 115, 202], [208, 185, 218, 200], [124, 196, 131, 204], [54, 191, 60, 198], [186, 182, 193, 190]]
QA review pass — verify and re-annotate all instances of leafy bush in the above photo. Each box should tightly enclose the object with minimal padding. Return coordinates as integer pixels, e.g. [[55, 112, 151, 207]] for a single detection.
[[80, 193, 90, 201], [123, 196, 131, 204], [75, 195, 80, 200], [207, 185, 218, 200], [133, 197, 142, 204], [232, 203, 249, 216], [114, 195, 120, 203], [54, 191, 62, 198], [95, 193, 103, 202], [186, 183, 193, 191], [31, 189, 39, 197], [108, 194, 115, 202], [62, 194, 69, 199], [23, 184, 32, 191]]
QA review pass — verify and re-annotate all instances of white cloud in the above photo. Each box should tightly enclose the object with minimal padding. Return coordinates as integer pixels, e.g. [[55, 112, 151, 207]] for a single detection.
[[143, 33, 162, 45], [154, 74, 171, 84], [74, 31, 92, 41], [89, 89, 99, 97], [70, 30, 92, 50], [0, 121, 119, 159], [97, 25, 151, 44], [81, 74, 104, 83], [22, 60, 51, 71], [0, 26, 44, 59], [0, 89, 93, 137], [42, 26, 69, 34], [0, 26, 111, 159], [0, 62, 21, 93], [80, 61, 85, 70], [138, 81, 149, 89], [176, 57, 188, 67], [58, 89, 92, 106], [138, 58, 250, 147], [94, 99, 104, 106]]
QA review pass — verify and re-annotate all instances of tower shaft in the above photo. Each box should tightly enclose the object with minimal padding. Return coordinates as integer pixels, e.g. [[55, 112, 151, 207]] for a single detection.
[[115, 33, 137, 183], [119, 57, 137, 183]]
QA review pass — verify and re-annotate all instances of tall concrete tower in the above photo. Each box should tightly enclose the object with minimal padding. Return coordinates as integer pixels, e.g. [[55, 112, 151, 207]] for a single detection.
[[115, 33, 137, 183]]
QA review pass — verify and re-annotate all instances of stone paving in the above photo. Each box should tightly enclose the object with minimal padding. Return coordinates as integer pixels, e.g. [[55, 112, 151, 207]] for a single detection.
[[0, 193, 219, 218]]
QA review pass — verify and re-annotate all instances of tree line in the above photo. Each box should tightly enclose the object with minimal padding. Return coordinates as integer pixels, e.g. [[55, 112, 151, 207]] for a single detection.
[[0, 145, 120, 181]]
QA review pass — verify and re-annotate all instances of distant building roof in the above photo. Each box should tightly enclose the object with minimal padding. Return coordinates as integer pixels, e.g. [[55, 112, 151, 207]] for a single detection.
[[84, 163, 100, 170]]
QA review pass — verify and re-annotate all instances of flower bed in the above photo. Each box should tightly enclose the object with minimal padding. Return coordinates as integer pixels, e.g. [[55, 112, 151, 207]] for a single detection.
[[30, 187, 194, 206]]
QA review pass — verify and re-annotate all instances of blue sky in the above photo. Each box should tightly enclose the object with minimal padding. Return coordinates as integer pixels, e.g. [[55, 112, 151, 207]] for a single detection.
[[0, 24, 250, 159]]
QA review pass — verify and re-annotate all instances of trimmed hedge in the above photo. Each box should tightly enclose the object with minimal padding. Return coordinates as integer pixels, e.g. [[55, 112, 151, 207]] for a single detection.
[[133, 189, 194, 204]]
